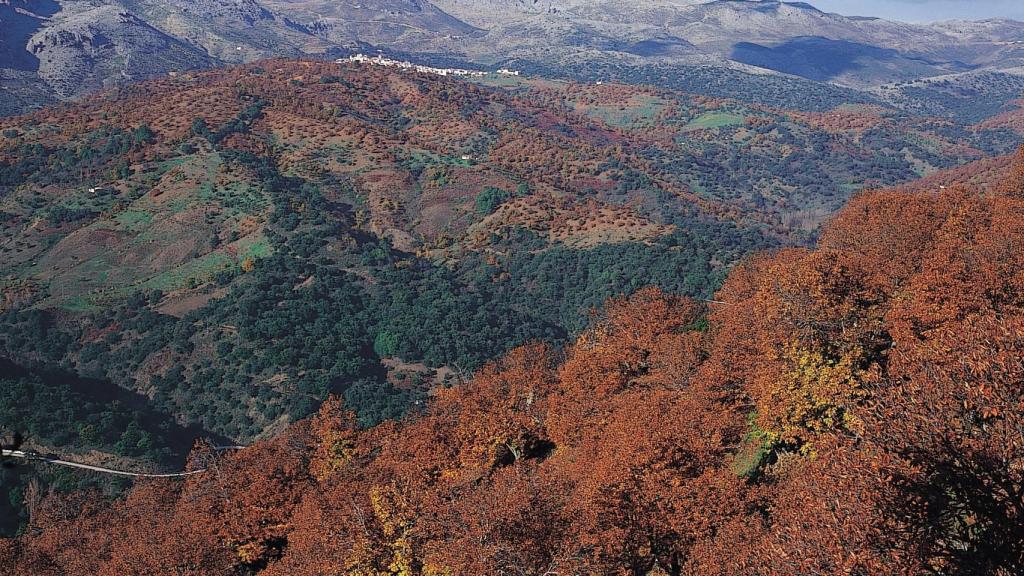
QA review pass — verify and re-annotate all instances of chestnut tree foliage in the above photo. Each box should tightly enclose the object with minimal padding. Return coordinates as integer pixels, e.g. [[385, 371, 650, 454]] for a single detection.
[[5, 152, 1024, 575]]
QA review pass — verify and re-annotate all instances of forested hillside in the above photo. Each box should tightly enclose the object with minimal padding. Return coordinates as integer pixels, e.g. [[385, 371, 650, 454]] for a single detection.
[[0, 59, 771, 442], [4, 148, 1023, 575], [4, 59, 1014, 444], [0, 58, 1021, 539]]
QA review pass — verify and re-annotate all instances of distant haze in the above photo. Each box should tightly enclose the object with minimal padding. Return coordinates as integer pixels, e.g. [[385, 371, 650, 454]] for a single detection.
[[811, 0, 1024, 22]]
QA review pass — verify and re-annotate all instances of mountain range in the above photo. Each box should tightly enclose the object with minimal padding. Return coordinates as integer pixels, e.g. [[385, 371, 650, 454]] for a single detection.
[[4, 0, 1024, 116]]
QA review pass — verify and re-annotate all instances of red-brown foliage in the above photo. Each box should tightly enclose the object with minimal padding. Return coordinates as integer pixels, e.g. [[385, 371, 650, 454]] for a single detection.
[[6, 151, 1024, 574]]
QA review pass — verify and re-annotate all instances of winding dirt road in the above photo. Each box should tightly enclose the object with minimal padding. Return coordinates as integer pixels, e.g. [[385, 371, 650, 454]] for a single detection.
[[1, 449, 206, 478]]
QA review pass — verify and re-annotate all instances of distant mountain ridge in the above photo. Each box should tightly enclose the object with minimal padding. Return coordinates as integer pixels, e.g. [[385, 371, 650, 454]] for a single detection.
[[2, 0, 1024, 116]]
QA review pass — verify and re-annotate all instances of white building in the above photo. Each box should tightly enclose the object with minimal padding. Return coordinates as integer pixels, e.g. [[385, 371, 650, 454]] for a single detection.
[[339, 54, 520, 79]]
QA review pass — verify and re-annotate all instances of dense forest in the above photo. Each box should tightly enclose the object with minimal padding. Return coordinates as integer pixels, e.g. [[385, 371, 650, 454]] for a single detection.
[[0, 359, 193, 535], [3, 148, 1023, 575]]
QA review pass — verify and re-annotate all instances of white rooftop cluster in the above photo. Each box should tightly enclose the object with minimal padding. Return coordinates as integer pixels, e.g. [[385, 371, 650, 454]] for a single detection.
[[339, 54, 520, 78]]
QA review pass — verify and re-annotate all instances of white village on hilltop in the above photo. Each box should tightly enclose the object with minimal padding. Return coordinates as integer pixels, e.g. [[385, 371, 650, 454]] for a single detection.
[[339, 54, 520, 78]]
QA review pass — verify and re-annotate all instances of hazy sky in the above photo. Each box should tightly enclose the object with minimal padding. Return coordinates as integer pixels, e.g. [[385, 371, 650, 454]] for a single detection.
[[809, 0, 1024, 22]]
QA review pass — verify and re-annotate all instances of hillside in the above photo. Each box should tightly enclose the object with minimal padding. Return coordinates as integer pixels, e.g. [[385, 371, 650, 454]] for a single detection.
[[0, 0, 216, 115], [3, 1, 1024, 569], [438, 0, 1024, 89], [1, 58, 1019, 443], [4, 1, 1024, 118], [0, 59, 764, 446], [4, 147, 1023, 575], [0, 58, 1019, 536]]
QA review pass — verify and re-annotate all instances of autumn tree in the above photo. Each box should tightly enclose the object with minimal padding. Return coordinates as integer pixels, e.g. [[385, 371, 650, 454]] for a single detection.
[[9, 153, 1024, 575]]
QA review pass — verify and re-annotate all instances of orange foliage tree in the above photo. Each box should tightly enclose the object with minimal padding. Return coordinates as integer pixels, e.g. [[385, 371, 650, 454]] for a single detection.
[[6, 149, 1024, 575]]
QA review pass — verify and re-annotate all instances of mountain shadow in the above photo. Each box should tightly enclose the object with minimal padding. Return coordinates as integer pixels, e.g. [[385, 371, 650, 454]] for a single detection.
[[0, 0, 60, 72], [0, 357, 227, 464], [626, 36, 699, 57], [731, 36, 973, 83]]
